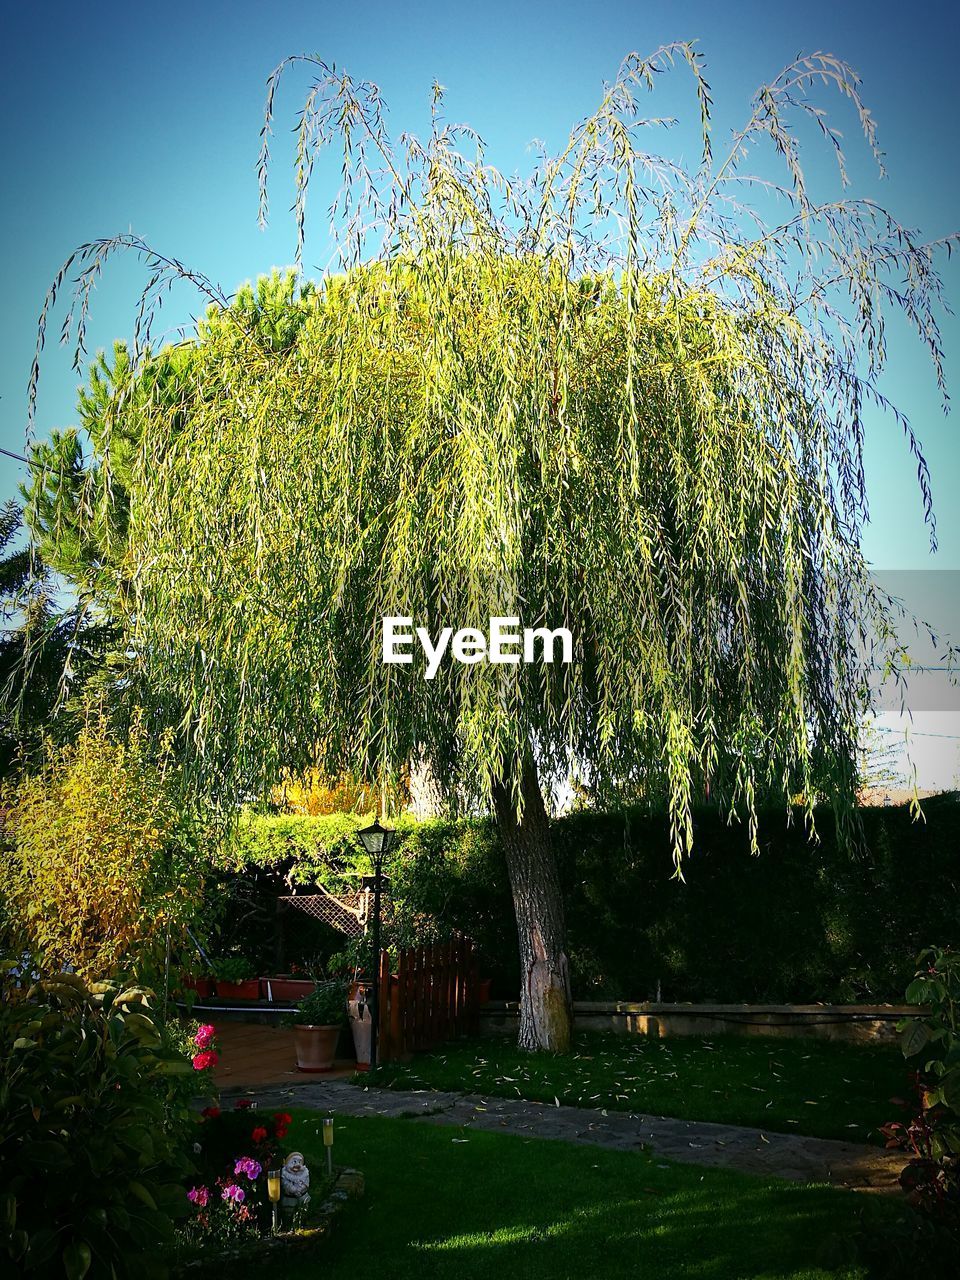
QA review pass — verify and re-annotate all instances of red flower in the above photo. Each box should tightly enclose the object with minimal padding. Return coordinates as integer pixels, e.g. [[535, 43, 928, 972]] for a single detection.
[[275, 1126, 287, 1140], [192, 1050, 219, 1072], [273, 1112, 292, 1126], [236, 1099, 254, 1110], [201, 1106, 221, 1120], [251, 1126, 268, 1144]]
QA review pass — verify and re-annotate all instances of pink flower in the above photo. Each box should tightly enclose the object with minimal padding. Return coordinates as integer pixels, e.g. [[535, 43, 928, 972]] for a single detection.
[[187, 1186, 209, 1207], [234, 1156, 262, 1180], [221, 1183, 245, 1203], [194, 1023, 217, 1050], [192, 1050, 219, 1072]]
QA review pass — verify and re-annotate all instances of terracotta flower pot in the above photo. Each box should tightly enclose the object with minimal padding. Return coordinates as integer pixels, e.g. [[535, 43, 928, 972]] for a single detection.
[[294, 1024, 341, 1072], [477, 978, 493, 1006], [215, 978, 261, 1001], [262, 977, 316, 1002], [182, 975, 213, 998]]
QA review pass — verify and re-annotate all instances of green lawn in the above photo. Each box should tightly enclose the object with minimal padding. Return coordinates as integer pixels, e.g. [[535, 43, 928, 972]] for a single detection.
[[361, 1033, 908, 1143], [229, 1110, 889, 1279]]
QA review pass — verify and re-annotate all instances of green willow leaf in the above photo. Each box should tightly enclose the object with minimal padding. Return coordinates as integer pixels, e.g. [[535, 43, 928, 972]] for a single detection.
[[23, 45, 957, 868]]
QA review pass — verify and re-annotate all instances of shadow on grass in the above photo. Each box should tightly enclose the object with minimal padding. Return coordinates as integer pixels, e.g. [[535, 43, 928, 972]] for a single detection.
[[230, 1111, 884, 1280]]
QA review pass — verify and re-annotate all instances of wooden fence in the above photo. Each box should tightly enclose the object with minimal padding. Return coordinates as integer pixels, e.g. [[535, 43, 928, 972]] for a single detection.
[[377, 935, 479, 1062]]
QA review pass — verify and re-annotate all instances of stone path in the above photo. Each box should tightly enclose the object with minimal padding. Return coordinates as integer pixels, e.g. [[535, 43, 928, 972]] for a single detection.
[[222, 1079, 905, 1193]]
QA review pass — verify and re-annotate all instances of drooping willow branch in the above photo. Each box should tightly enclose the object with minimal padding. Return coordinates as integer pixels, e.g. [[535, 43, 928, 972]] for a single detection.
[[23, 44, 958, 858]]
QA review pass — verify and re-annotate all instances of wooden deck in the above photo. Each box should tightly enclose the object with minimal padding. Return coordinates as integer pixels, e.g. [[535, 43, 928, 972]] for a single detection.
[[212, 1021, 356, 1091]]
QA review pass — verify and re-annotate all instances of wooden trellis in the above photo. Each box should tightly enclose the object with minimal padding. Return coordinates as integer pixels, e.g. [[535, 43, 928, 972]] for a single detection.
[[274, 885, 371, 968], [276, 888, 369, 936]]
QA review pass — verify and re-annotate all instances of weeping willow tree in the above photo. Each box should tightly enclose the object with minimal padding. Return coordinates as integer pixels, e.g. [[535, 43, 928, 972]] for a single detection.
[[27, 45, 956, 1049]]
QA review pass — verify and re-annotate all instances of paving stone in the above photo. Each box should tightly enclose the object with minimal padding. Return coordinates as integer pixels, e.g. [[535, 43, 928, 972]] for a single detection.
[[221, 1080, 905, 1192]]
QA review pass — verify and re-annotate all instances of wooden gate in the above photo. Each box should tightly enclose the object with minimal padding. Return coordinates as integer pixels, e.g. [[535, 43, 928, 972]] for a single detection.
[[377, 935, 479, 1062]]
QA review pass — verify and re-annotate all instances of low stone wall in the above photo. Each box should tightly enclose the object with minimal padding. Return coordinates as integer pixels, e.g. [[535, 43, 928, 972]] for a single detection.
[[480, 1000, 916, 1044]]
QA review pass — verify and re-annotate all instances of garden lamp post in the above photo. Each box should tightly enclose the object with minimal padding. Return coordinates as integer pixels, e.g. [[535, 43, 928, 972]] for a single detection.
[[356, 818, 396, 1069]]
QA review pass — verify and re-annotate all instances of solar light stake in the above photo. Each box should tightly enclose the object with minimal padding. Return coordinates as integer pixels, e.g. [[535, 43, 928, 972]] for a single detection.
[[267, 1166, 281, 1234], [322, 1116, 334, 1176]]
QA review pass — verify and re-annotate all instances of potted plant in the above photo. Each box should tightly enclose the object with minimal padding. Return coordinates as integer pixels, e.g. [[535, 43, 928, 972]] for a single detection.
[[329, 939, 373, 1003], [212, 957, 260, 1001], [292, 981, 348, 1072]]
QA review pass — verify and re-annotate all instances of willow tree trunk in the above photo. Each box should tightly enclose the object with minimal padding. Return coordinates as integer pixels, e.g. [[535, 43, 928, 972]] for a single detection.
[[491, 758, 573, 1052]]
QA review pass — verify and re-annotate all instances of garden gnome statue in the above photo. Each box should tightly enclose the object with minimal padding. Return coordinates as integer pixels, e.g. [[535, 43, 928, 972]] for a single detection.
[[280, 1150, 310, 1208]]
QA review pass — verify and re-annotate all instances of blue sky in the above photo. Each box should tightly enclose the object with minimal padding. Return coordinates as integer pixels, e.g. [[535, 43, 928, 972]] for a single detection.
[[1, 0, 958, 779], [2, 0, 957, 566]]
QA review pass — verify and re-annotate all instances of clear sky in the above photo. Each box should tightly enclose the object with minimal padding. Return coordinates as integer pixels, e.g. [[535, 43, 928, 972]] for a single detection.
[[1, 0, 958, 779]]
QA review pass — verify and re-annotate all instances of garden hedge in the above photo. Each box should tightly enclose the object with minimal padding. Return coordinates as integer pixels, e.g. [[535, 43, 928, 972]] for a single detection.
[[210, 796, 960, 1003]]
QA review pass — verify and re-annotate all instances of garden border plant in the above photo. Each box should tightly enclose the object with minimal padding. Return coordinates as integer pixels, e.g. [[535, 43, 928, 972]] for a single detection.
[[1, 709, 208, 987], [881, 947, 960, 1222], [0, 962, 198, 1279]]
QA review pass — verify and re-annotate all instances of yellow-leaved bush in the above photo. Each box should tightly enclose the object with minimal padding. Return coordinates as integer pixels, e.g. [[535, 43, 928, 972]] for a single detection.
[[271, 765, 410, 816], [2, 711, 204, 979]]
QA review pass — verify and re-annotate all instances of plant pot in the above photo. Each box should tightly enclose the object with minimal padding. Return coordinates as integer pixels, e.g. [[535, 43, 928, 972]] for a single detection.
[[477, 978, 492, 1006], [294, 1024, 341, 1072], [215, 978, 261, 1001], [182, 975, 213, 998], [262, 977, 316, 1002], [348, 998, 372, 1070]]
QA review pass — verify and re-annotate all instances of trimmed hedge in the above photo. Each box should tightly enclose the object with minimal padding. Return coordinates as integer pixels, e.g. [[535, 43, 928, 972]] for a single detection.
[[212, 796, 959, 1003], [553, 796, 960, 1003]]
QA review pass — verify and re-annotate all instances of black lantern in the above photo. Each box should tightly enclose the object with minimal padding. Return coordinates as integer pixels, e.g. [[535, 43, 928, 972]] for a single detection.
[[356, 818, 396, 1068], [356, 818, 397, 859]]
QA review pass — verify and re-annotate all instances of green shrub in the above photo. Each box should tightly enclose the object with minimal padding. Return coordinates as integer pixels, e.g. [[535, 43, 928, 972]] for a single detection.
[[1, 712, 205, 982], [222, 811, 415, 884], [210, 957, 255, 984], [0, 963, 196, 1278], [208, 796, 960, 1003], [880, 947, 960, 1220], [550, 798, 960, 1003], [292, 980, 348, 1026]]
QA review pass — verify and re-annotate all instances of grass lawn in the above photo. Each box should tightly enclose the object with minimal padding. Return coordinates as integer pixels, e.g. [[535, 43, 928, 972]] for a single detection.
[[361, 1033, 908, 1143], [231, 1110, 890, 1279]]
